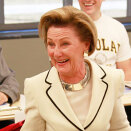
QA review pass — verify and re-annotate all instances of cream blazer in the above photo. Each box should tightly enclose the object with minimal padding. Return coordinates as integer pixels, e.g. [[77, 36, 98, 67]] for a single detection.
[[21, 60, 131, 131]]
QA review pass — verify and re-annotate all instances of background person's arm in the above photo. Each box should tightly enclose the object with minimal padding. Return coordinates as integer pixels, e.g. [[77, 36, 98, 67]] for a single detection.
[[0, 92, 8, 105], [116, 58, 131, 81], [0, 45, 20, 104]]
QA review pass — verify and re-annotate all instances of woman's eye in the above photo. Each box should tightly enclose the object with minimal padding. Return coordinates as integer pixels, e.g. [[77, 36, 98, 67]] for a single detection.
[[62, 43, 69, 46], [48, 43, 55, 47]]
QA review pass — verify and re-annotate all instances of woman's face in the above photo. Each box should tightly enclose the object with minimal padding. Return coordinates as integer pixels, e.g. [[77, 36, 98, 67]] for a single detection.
[[47, 26, 89, 77], [78, 0, 103, 20]]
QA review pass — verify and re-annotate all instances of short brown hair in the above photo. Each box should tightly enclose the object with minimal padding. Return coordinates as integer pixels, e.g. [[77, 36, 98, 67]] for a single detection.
[[38, 6, 97, 56]]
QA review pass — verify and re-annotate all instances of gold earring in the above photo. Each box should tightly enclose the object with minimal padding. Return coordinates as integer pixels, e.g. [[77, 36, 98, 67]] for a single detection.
[[84, 50, 88, 58]]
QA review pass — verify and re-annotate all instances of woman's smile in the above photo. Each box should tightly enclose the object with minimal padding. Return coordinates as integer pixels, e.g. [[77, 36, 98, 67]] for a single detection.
[[56, 59, 69, 66], [56, 59, 69, 64]]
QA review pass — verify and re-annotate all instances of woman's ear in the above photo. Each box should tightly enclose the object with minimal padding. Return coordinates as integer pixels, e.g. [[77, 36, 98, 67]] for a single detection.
[[84, 42, 90, 51]]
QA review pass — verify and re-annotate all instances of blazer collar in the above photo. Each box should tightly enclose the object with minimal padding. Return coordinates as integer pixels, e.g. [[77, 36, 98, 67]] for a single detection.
[[83, 61, 108, 129], [45, 60, 108, 130]]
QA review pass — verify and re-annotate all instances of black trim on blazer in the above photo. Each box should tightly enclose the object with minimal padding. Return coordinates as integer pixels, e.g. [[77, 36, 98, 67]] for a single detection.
[[98, 65, 106, 79], [45, 69, 52, 85], [84, 65, 108, 129], [45, 65, 108, 131], [45, 70, 83, 131]]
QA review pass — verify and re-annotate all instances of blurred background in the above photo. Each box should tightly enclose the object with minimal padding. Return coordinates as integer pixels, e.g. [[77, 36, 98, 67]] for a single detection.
[[4, 0, 127, 24]]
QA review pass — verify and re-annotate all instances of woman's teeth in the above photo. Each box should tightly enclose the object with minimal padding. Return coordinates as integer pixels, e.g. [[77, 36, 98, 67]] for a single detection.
[[57, 59, 69, 63]]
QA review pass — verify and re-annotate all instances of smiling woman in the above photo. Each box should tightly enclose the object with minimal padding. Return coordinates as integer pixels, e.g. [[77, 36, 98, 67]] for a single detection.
[[21, 6, 131, 131]]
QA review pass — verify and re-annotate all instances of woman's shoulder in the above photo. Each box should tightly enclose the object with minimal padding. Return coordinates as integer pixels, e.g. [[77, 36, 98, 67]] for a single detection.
[[24, 69, 51, 95], [100, 65, 124, 77], [100, 65, 125, 96], [89, 59, 123, 75], [86, 59, 124, 78], [24, 69, 50, 84], [24, 66, 57, 85]]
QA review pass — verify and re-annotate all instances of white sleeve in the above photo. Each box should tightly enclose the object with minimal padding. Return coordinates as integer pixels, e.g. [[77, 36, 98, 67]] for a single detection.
[[109, 70, 131, 131], [21, 78, 46, 131]]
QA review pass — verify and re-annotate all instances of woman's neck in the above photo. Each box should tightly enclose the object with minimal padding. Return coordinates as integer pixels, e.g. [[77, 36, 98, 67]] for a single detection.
[[59, 63, 86, 84]]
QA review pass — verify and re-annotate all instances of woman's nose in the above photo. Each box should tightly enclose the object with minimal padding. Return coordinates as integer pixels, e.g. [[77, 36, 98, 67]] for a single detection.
[[54, 46, 62, 57]]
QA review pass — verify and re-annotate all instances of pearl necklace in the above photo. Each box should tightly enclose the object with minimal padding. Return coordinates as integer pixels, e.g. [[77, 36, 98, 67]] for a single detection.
[[61, 63, 90, 91]]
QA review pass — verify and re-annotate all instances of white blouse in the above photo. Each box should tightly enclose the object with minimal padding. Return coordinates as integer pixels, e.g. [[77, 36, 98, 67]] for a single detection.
[[64, 78, 92, 126]]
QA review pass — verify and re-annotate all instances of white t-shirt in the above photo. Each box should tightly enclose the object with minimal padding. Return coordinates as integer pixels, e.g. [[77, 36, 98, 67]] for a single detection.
[[86, 14, 131, 68]]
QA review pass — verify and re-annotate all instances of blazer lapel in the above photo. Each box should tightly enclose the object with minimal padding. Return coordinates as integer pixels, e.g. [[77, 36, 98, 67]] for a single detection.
[[84, 62, 108, 129], [45, 61, 108, 130], [45, 67, 84, 131]]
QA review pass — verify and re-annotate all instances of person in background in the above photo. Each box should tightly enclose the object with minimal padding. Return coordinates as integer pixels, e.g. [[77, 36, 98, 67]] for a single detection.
[[21, 6, 131, 131], [0, 45, 20, 129], [78, 0, 131, 126], [0, 45, 20, 105], [78, 0, 131, 84]]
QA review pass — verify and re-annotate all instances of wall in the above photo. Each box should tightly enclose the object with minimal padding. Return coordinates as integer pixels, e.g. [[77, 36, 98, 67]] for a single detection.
[[0, 32, 131, 93], [0, 38, 50, 93], [128, 32, 131, 43]]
